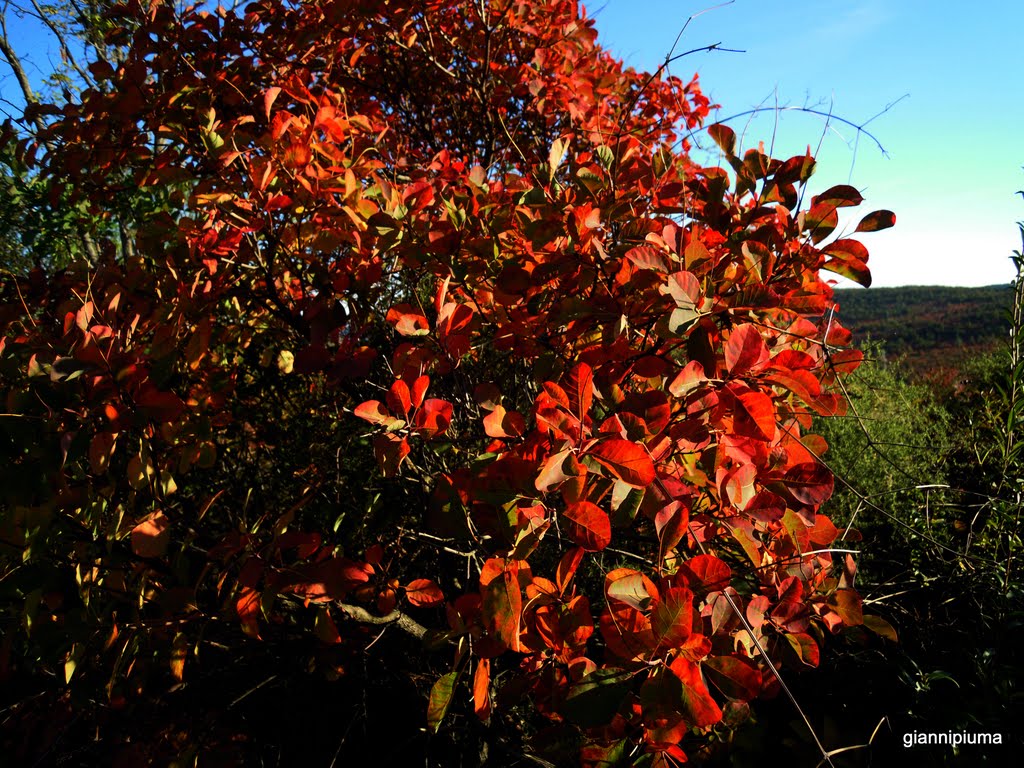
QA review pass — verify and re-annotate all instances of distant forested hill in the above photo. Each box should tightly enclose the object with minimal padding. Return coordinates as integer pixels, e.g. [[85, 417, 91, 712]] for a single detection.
[[833, 285, 1013, 383]]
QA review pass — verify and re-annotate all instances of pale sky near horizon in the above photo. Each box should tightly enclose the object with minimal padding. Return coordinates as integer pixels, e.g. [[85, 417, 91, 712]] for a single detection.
[[2, 1, 1022, 288], [589, 0, 1024, 288]]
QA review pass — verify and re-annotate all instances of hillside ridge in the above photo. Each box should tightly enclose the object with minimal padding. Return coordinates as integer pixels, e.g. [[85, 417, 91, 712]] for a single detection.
[[834, 284, 1012, 383]]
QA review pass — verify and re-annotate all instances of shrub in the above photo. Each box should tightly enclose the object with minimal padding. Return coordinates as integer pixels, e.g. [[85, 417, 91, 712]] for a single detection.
[[0, 1, 895, 764]]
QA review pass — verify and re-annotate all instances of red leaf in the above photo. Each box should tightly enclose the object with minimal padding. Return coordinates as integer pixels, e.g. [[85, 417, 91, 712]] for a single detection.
[[823, 251, 871, 287], [588, 438, 655, 488], [542, 381, 570, 409], [720, 462, 757, 509], [675, 554, 732, 593], [772, 599, 810, 633], [733, 390, 776, 442], [600, 605, 655, 661], [652, 587, 694, 649], [805, 200, 838, 243], [668, 656, 723, 727], [625, 245, 670, 272], [708, 123, 736, 155], [286, 557, 372, 602], [411, 375, 430, 408], [562, 501, 612, 551], [535, 447, 578, 492], [556, 547, 585, 594], [809, 514, 839, 546], [406, 578, 444, 607], [562, 363, 594, 422], [829, 348, 864, 375], [741, 490, 786, 524], [605, 568, 658, 611], [704, 656, 762, 701], [855, 209, 896, 233], [823, 237, 869, 263], [783, 462, 834, 507], [414, 398, 453, 439], [654, 501, 689, 552], [812, 184, 864, 209], [135, 387, 185, 422], [386, 380, 412, 417], [668, 359, 708, 397], [724, 325, 769, 377], [437, 302, 475, 357]]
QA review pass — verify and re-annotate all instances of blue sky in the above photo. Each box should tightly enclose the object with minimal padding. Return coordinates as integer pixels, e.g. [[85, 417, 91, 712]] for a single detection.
[[590, 0, 1024, 287], [2, 1, 1022, 287]]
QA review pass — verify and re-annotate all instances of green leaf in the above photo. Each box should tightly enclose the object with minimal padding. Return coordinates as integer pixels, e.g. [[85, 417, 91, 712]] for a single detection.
[[862, 614, 898, 642], [427, 670, 459, 733], [483, 568, 522, 651], [564, 668, 634, 727]]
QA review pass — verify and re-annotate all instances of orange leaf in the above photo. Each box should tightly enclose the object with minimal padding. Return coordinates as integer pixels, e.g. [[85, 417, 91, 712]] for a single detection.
[[562, 501, 611, 551], [354, 400, 397, 426], [263, 86, 281, 120], [405, 578, 444, 607], [733, 390, 776, 442], [588, 439, 655, 488], [562, 363, 594, 421], [483, 404, 526, 438], [236, 587, 262, 639], [473, 658, 491, 721], [130, 511, 170, 559]]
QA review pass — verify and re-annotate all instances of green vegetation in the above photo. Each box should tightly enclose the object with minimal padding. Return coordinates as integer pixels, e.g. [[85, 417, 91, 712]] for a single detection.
[[790, 271, 1024, 763]]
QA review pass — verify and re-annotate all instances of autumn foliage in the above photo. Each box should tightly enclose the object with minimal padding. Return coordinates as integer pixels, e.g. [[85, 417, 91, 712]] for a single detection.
[[0, 0, 896, 764]]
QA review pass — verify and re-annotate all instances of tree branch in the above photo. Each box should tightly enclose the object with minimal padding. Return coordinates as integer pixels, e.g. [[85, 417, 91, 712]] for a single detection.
[[28, 0, 95, 87], [337, 602, 429, 640]]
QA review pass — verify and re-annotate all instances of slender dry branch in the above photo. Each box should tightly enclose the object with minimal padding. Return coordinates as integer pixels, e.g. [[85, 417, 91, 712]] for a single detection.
[[337, 602, 429, 640], [0, 15, 40, 125], [27, 0, 94, 86]]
